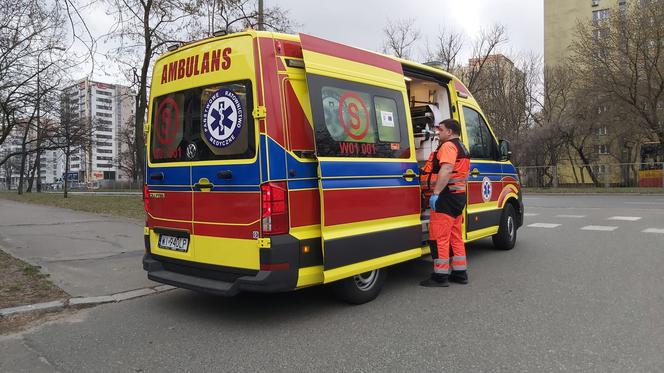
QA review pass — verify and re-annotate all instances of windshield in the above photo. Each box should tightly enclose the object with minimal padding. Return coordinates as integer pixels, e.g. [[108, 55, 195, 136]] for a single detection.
[[150, 80, 255, 163]]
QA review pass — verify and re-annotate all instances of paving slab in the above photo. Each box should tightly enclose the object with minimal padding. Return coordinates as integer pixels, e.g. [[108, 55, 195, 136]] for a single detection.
[[0, 199, 154, 297]]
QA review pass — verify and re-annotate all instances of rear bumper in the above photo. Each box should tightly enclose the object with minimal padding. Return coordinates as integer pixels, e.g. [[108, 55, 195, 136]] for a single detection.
[[143, 234, 303, 296]]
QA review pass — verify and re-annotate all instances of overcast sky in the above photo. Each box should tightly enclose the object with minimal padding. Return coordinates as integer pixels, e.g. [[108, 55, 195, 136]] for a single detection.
[[271, 0, 543, 61], [88, 1, 543, 84]]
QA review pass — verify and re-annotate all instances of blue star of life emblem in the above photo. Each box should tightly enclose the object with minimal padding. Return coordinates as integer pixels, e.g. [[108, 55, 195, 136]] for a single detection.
[[481, 176, 492, 202], [202, 89, 244, 149]]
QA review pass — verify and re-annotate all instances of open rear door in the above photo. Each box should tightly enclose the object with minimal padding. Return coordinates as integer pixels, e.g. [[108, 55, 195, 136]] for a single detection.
[[300, 34, 422, 283]]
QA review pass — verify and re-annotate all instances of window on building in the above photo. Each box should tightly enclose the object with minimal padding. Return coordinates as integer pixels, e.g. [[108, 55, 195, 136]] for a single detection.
[[598, 144, 609, 154], [593, 164, 607, 174], [96, 112, 112, 118], [96, 105, 112, 111], [592, 0, 599, 6], [96, 156, 113, 161], [96, 134, 113, 140], [598, 126, 608, 135], [97, 141, 113, 147], [98, 149, 113, 154], [96, 90, 112, 96], [592, 9, 610, 22], [97, 98, 112, 104]]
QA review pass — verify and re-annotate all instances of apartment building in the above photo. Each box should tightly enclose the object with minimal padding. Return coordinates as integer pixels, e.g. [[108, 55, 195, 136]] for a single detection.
[[544, 0, 627, 68], [61, 79, 135, 184]]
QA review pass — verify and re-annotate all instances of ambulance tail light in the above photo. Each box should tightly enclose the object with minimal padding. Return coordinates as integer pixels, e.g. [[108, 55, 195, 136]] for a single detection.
[[261, 182, 289, 236], [143, 184, 150, 212]]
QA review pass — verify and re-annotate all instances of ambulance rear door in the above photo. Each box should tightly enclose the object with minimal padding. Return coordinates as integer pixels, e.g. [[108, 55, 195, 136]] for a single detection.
[[299, 34, 422, 283]]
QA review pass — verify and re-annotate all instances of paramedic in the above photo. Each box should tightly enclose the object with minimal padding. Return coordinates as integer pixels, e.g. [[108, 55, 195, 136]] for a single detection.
[[421, 119, 470, 287]]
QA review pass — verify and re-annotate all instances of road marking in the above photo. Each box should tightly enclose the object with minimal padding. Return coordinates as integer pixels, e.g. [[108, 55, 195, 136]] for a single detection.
[[607, 216, 642, 221], [581, 225, 618, 231], [527, 223, 560, 228], [555, 214, 586, 218], [642, 228, 664, 234], [524, 213, 540, 217]]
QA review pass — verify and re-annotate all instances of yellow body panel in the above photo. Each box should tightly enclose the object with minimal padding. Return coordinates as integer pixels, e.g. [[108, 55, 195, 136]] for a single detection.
[[149, 230, 260, 270], [324, 248, 423, 284]]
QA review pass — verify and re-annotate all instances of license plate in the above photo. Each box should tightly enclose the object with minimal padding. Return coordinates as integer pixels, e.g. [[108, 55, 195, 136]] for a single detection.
[[158, 234, 189, 252]]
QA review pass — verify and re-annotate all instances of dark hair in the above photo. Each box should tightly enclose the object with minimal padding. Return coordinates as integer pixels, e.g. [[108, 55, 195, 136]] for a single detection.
[[439, 119, 461, 135]]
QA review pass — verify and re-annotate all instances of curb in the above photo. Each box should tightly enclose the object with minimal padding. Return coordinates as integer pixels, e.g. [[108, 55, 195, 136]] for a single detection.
[[0, 285, 176, 319]]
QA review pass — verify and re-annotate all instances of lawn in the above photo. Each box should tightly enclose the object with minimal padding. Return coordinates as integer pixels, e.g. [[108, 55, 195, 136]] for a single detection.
[[0, 192, 145, 220]]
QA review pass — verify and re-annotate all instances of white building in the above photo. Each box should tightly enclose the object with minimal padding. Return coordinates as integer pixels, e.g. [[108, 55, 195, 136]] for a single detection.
[[61, 79, 135, 183]]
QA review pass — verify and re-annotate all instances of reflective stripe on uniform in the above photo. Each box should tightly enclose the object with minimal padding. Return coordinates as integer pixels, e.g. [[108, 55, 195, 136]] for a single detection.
[[451, 256, 467, 271], [449, 185, 466, 191], [434, 258, 450, 274]]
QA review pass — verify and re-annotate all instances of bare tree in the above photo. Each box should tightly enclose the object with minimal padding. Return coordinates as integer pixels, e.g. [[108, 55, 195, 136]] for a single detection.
[[382, 18, 421, 60], [193, 0, 298, 37], [424, 27, 465, 72], [117, 117, 138, 183], [572, 0, 664, 146], [106, 0, 199, 186], [461, 24, 508, 94]]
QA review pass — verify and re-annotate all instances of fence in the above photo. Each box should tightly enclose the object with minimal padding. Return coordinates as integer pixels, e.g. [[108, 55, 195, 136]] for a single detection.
[[517, 163, 664, 189]]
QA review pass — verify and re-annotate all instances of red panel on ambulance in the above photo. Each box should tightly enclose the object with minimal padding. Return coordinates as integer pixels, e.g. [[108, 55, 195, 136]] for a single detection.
[[193, 192, 260, 224], [148, 191, 192, 221], [258, 37, 285, 146], [323, 186, 420, 226], [289, 189, 320, 227], [284, 81, 314, 152]]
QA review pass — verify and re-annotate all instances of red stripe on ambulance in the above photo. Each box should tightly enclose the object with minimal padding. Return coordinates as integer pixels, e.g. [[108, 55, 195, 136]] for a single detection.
[[323, 186, 420, 226]]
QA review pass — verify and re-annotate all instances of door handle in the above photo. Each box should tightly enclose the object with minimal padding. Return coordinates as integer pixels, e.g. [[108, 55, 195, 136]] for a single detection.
[[149, 172, 164, 181], [194, 183, 213, 189], [470, 168, 480, 177], [402, 169, 417, 180], [194, 177, 214, 190], [217, 170, 233, 180]]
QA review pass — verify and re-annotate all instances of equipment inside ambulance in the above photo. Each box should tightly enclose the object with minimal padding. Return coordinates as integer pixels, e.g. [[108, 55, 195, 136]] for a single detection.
[[142, 31, 523, 304]]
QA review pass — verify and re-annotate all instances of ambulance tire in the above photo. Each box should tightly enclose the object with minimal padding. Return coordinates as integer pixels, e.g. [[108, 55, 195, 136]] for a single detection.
[[330, 268, 386, 305], [492, 204, 517, 250]]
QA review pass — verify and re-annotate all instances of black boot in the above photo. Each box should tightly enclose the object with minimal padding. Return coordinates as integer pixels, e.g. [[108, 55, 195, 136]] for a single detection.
[[450, 270, 468, 284], [420, 274, 449, 287]]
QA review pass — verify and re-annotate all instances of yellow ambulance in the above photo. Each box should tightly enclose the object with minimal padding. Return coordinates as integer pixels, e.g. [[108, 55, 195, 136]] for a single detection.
[[142, 31, 523, 304]]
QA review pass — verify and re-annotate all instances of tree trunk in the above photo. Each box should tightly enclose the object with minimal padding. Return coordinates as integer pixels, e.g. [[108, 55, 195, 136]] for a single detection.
[[64, 147, 70, 199], [17, 122, 31, 194]]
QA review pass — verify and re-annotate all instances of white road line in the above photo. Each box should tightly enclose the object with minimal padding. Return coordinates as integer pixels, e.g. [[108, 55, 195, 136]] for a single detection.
[[608, 216, 642, 221], [581, 225, 619, 231], [524, 213, 540, 217], [642, 228, 664, 234], [555, 214, 586, 218], [527, 223, 560, 228]]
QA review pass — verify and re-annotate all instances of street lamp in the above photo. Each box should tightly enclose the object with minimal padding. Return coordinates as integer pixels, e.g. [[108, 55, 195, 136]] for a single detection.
[[35, 46, 65, 192]]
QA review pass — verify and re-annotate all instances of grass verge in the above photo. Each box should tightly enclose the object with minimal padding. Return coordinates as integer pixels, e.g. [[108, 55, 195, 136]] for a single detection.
[[0, 249, 69, 310], [0, 192, 144, 220], [523, 187, 664, 194]]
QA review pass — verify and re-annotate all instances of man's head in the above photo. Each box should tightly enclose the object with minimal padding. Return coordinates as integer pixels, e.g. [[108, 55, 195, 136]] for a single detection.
[[435, 119, 461, 142]]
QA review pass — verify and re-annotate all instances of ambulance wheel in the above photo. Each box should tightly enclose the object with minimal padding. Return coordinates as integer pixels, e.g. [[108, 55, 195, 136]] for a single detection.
[[330, 268, 386, 305], [492, 204, 517, 250]]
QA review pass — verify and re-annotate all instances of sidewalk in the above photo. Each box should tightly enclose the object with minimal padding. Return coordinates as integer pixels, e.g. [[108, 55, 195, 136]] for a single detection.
[[0, 199, 153, 297]]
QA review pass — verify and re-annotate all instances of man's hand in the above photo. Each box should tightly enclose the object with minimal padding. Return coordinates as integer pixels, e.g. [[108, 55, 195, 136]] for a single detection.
[[429, 194, 438, 211]]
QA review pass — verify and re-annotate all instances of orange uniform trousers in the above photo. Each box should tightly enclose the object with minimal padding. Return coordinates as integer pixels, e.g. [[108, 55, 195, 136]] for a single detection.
[[429, 210, 467, 275]]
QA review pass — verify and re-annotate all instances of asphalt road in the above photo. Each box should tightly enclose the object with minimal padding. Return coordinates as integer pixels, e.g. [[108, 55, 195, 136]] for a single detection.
[[1, 194, 664, 372]]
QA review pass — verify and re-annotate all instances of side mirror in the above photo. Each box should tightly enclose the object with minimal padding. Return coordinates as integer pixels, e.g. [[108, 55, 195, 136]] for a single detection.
[[499, 139, 512, 161]]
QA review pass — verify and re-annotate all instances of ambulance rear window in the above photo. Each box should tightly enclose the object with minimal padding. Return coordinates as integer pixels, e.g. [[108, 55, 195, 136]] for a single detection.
[[149, 80, 255, 163], [308, 75, 410, 159]]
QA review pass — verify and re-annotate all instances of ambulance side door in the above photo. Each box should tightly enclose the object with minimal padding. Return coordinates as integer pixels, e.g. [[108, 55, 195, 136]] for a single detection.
[[300, 34, 422, 283], [460, 104, 503, 240]]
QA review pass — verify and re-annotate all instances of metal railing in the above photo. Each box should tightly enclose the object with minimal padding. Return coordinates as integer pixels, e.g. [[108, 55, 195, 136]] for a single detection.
[[517, 163, 664, 189]]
